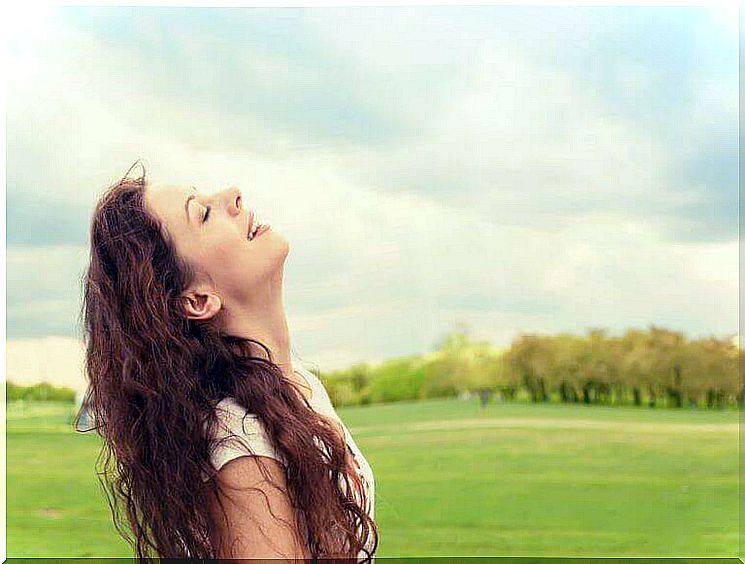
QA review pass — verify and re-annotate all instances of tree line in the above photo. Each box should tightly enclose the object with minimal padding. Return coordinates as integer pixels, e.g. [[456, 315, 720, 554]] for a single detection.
[[7, 381, 77, 402], [318, 325, 741, 410], [9, 324, 739, 410]]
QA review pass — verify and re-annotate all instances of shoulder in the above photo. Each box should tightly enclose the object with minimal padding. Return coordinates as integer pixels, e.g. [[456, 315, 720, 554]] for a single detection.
[[292, 357, 320, 385], [212, 396, 260, 425], [210, 397, 268, 443], [205, 396, 287, 480], [292, 358, 337, 412]]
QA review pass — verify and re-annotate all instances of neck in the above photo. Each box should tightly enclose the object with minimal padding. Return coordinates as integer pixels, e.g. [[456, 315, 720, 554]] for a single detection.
[[223, 272, 293, 380]]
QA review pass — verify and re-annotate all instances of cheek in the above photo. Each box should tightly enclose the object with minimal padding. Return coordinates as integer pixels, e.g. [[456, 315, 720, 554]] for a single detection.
[[191, 237, 244, 278], [195, 242, 233, 277], [210, 241, 235, 263]]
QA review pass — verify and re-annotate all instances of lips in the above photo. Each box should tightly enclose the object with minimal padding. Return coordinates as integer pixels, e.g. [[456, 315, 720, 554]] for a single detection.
[[246, 208, 271, 240], [247, 209, 255, 238]]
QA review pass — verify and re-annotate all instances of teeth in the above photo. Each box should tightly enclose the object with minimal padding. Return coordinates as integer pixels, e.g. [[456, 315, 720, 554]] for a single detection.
[[248, 212, 264, 241]]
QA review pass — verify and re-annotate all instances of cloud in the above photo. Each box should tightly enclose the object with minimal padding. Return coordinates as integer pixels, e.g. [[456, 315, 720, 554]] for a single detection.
[[5, 7, 738, 379], [52, 8, 413, 152], [306, 7, 738, 244], [6, 336, 88, 392], [7, 190, 94, 247], [7, 245, 89, 339]]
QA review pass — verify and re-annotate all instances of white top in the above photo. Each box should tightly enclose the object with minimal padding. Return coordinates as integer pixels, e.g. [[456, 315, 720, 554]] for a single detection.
[[203, 358, 376, 560]]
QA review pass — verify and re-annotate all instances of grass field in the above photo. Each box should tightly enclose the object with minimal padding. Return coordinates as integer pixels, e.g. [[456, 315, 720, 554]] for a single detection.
[[6, 397, 738, 557]]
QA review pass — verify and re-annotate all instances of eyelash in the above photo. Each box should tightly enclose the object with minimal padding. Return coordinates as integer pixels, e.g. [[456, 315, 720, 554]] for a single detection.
[[202, 206, 211, 222]]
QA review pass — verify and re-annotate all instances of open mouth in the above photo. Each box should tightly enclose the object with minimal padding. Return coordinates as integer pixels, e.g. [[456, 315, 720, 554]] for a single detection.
[[247, 211, 271, 241]]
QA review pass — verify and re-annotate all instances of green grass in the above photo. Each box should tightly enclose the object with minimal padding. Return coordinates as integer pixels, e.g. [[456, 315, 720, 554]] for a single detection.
[[7, 398, 738, 557]]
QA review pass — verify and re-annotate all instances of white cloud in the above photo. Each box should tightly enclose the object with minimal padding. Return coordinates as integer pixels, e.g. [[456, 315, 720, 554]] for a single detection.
[[6, 9, 738, 380], [296, 346, 376, 373], [6, 336, 88, 392]]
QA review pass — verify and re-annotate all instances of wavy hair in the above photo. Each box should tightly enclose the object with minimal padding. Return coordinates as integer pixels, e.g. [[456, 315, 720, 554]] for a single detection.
[[74, 162, 378, 560]]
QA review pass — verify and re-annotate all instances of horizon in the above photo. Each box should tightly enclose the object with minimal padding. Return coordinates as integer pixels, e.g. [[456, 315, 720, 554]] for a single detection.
[[6, 325, 739, 393]]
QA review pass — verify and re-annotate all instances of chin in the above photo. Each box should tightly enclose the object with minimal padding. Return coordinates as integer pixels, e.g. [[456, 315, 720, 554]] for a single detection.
[[280, 239, 290, 263], [266, 230, 290, 262]]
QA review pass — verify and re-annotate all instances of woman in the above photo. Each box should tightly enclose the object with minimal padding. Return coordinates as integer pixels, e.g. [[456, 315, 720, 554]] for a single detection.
[[75, 162, 378, 560]]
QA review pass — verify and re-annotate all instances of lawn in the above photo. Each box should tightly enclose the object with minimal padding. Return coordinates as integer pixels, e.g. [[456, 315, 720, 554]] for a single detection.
[[6, 398, 738, 557]]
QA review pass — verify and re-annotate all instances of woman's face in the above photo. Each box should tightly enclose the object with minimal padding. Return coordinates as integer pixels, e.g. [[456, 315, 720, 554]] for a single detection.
[[144, 182, 289, 311]]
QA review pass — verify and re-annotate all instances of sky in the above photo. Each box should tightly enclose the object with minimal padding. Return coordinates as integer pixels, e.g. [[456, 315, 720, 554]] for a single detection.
[[5, 5, 739, 391]]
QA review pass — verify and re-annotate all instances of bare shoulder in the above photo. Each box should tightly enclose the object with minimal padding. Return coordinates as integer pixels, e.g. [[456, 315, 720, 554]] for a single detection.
[[206, 454, 309, 559]]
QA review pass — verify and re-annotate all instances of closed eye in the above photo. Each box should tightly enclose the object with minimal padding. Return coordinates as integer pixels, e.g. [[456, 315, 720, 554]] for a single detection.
[[203, 206, 211, 222]]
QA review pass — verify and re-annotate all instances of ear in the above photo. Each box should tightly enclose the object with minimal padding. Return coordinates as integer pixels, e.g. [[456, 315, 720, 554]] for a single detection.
[[181, 288, 222, 322]]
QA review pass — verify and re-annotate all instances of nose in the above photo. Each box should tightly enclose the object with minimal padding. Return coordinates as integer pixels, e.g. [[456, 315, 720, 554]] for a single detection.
[[226, 186, 242, 217]]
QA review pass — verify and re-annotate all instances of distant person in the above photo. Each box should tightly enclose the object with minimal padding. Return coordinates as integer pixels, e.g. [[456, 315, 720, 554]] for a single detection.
[[74, 162, 378, 560], [73, 388, 94, 432]]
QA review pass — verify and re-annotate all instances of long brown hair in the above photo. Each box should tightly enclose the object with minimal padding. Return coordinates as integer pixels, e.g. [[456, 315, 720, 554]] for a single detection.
[[74, 162, 378, 560]]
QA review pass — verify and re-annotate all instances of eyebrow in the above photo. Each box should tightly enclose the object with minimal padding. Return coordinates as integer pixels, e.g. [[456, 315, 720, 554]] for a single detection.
[[185, 186, 197, 224]]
